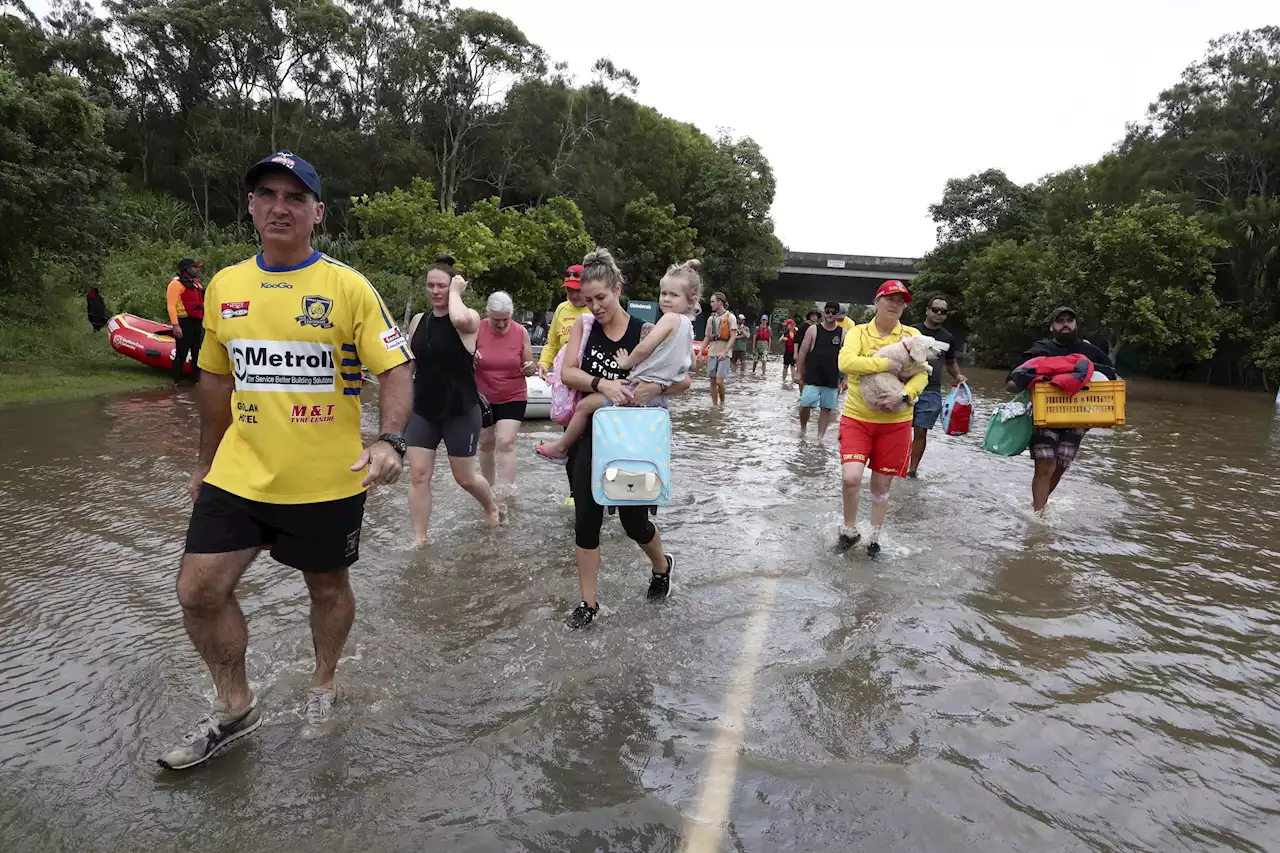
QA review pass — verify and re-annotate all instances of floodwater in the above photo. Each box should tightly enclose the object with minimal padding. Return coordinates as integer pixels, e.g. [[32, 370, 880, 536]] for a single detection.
[[2, 367, 1279, 853]]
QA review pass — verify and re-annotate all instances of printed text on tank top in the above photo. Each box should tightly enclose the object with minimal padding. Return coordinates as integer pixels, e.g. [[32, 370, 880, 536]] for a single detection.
[[582, 316, 643, 382]]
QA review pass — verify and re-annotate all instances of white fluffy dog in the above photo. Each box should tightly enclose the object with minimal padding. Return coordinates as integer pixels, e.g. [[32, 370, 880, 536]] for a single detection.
[[859, 335, 950, 411]]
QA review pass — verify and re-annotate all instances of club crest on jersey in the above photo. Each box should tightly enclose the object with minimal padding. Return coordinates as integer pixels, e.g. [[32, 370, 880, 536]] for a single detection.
[[297, 295, 334, 328]]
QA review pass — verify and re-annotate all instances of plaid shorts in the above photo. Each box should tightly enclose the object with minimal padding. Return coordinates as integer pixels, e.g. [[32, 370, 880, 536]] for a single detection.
[[1030, 428, 1087, 469]]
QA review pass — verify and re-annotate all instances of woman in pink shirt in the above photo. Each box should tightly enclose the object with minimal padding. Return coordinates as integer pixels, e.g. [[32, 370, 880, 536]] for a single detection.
[[475, 291, 536, 501]]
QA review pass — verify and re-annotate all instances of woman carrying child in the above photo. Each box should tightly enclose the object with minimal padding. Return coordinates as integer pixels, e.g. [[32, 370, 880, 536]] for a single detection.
[[544, 249, 697, 629]]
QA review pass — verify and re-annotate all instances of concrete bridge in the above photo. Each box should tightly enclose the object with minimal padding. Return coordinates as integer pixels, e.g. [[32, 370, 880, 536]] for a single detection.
[[760, 251, 921, 305]]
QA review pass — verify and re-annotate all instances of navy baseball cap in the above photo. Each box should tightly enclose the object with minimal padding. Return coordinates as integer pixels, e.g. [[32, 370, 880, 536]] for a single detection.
[[244, 151, 322, 200]]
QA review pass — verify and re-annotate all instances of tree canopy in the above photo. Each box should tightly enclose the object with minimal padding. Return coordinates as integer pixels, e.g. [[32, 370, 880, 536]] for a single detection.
[[915, 27, 1280, 386], [0, 0, 783, 327]]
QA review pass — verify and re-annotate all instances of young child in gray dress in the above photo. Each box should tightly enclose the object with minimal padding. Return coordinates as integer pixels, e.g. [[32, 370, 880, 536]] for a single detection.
[[535, 259, 700, 463]]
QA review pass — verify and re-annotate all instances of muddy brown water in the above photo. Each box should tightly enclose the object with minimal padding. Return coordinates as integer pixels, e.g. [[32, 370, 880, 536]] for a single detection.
[[1, 368, 1278, 852]]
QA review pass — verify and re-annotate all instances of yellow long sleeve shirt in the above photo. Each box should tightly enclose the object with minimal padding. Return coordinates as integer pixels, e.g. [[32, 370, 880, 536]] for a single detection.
[[539, 299, 591, 370], [838, 321, 929, 423]]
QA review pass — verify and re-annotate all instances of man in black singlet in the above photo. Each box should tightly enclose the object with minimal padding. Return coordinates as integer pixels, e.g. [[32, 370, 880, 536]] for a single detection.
[[795, 301, 846, 439]]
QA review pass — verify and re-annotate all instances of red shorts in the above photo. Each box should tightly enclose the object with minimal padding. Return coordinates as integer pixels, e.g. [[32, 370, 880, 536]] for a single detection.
[[838, 417, 912, 477]]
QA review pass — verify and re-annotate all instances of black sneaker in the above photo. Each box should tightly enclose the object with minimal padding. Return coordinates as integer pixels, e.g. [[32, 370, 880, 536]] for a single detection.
[[565, 601, 598, 629], [907, 470, 919, 479], [648, 555, 674, 599], [866, 541, 882, 558], [835, 531, 861, 554]]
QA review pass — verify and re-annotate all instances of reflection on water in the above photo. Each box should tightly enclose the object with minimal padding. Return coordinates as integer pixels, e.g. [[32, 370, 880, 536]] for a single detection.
[[1, 371, 1278, 852]]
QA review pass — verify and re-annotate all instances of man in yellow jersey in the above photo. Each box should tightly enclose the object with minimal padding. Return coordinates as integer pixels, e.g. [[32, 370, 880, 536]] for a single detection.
[[537, 264, 589, 379], [834, 280, 926, 558], [157, 151, 413, 770]]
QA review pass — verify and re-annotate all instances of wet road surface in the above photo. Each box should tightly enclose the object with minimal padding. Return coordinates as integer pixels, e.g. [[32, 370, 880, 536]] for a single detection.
[[2, 368, 1279, 852]]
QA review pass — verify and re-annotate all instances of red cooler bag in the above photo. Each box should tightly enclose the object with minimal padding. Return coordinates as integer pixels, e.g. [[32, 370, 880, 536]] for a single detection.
[[941, 381, 973, 436]]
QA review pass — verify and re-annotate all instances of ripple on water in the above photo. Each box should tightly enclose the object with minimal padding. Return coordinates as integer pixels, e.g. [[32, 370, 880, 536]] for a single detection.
[[0, 374, 1279, 852]]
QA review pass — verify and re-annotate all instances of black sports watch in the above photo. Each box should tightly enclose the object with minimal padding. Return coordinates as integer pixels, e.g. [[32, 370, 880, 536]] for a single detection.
[[376, 432, 407, 457]]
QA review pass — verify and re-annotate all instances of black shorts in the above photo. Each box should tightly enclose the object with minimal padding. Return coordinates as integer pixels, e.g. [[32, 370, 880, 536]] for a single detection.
[[488, 399, 526, 423], [406, 406, 481, 457], [783, 351, 796, 366], [185, 483, 366, 573]]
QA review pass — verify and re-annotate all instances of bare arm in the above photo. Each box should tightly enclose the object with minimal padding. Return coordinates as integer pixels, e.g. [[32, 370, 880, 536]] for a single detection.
[[795, 326, 815, 376], [448, 276, 479, 334], [521, 327, 536, 375], [375, 362, 413, 435], [616, 312, 678, 370]]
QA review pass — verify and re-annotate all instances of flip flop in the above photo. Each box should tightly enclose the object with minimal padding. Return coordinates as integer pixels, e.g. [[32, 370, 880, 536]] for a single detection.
[[534, 440, 568, 466]]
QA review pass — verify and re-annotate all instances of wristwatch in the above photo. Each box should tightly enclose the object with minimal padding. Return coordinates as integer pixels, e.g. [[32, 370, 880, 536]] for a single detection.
[[376, 432, 407, 457], [900, 393, 910, 406]]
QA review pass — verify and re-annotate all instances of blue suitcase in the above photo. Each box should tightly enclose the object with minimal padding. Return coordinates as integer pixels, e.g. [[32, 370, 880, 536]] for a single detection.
[[590, 407, 671, 508]]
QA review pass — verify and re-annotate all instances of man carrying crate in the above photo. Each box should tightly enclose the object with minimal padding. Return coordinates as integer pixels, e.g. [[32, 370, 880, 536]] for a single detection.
[[1006, 306, 1117, 514]]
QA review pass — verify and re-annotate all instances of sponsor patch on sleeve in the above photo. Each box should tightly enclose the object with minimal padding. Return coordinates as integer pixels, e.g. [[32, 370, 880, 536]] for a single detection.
[[380, 327, 407, 351], [221, 301, 250, 319]]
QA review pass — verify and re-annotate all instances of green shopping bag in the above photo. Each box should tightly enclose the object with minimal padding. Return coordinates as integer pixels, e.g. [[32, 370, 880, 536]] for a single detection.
[[982, 391, 1033, 457]]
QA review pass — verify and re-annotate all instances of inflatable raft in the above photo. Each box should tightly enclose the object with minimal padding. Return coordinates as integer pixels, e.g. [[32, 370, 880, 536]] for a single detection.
[[107, 314, 192, 376]]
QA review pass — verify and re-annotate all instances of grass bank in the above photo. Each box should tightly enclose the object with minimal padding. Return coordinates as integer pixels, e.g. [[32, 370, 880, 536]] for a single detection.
[[0, 303, 171, 405]]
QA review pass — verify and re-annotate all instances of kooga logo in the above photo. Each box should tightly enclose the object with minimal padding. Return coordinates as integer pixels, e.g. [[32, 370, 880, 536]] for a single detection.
[[229, 339, 336, 392]]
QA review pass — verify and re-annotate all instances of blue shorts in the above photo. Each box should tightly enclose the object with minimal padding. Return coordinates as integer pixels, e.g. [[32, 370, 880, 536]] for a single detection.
[[800, 384, 838, 411], [913, 390, 942, 429]]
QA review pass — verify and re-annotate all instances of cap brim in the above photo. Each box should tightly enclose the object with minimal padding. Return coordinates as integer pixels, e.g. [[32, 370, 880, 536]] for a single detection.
[[245, 163, 320, 199], [562, 280, 581, 289]]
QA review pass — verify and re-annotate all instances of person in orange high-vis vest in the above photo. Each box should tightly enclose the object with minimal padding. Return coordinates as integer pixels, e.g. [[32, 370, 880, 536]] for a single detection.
[[167, 257, 206, 383]]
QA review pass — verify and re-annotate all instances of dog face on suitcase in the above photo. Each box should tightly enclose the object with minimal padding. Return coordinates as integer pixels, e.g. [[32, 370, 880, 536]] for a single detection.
[[603, 467, 661, 502]]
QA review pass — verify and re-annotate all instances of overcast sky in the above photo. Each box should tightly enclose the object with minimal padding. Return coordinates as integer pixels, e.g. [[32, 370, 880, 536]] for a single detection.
[[24, 0, 1278, 257], [470, 0, 1275, 258]]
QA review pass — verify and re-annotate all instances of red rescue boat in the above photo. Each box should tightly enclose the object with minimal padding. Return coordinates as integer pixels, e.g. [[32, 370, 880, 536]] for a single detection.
[[106, 313, 194, 376]]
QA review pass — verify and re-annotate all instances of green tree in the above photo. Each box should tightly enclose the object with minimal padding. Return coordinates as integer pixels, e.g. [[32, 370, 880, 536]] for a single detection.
[[0, 68, 117, 312], [1055, 195, 1224, 363], [615, 191, 696, 299]]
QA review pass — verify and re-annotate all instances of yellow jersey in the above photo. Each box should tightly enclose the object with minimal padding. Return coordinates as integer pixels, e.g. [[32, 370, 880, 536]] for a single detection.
[[837, 315, 856, 334], [538, 299, 591, 369], [198, 250, 412, 504], [837, 321, 929, 424]]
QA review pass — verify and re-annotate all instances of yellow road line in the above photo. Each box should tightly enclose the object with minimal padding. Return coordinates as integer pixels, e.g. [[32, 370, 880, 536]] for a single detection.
[[680, 576, 778, 853]]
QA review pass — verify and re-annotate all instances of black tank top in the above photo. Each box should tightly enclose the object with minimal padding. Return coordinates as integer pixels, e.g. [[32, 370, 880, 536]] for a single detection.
[[411, 312, 479, 420], [804, 323, 845, 388], [581, 314, 644, 382]]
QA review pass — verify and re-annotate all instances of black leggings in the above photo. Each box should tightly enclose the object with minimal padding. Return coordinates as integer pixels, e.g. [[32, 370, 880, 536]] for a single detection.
[[567, 436, 656, 550]]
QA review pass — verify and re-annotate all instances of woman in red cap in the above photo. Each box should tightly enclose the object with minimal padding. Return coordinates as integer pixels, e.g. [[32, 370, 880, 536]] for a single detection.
[[834, 280, 928, 557]]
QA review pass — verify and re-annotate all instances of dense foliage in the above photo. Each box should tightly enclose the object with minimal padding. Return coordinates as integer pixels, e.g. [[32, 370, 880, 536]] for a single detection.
[[0, 0, 784, 351], [914, 27, 1280, 385]]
